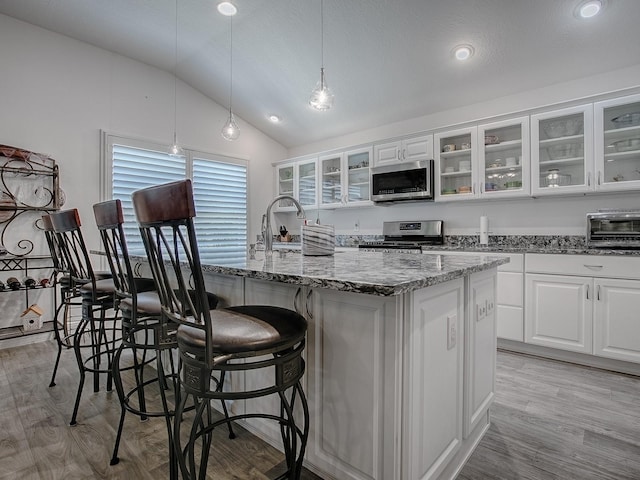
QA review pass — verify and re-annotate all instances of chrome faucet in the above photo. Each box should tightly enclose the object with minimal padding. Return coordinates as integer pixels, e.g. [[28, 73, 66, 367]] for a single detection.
[[262, 195, 306, 257]]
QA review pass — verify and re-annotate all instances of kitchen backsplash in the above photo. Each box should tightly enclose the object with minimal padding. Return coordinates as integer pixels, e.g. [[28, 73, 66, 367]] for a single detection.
[[274, 234, 586, 249]]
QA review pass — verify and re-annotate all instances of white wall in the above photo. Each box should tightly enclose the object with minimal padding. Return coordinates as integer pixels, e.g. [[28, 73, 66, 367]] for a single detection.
[[282, 66, 640, 236], [0, 14, 285, 250]]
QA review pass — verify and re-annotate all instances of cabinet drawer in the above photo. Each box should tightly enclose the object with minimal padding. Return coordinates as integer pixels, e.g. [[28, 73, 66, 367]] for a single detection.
[[526, 254, 640, 280], [498, 253, 524, 273]]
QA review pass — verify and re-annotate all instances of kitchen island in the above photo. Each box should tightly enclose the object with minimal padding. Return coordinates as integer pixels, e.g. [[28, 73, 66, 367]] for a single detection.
[[179, 250, 508, 480]]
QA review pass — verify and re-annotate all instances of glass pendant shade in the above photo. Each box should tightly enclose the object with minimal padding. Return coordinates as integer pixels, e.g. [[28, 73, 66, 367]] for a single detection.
[[309, 67, 334, 111], [221, 111, 240, 141], [169, 132, 184, 156]]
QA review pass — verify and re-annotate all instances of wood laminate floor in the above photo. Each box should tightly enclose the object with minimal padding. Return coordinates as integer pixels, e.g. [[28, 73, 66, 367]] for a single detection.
[[1, 341, 640, 479], [459, 350, 640, 480]]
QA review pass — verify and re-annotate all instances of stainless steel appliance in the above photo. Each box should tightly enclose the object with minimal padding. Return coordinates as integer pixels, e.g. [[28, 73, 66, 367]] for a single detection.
[[371, 160, 434, 203], [587, 210, 640, 248], [359, 220, 444, 252]]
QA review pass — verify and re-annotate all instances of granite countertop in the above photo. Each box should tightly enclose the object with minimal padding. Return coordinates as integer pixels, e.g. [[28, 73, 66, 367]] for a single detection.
[[200, 250, 508, 297], [419, 245, 640, 256]]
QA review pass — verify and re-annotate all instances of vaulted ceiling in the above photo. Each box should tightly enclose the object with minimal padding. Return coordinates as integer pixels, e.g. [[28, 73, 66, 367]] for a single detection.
[[1, 0, 639, 148]]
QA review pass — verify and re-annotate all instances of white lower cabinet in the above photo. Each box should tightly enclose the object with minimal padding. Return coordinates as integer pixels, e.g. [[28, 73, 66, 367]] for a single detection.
[[525, 273, 592, 353], [306, 288, 401, 480], [496, 254, 524, 341], [594, 278, 640, 363], [525, 254, 640, 363], [464, 270, 496, 438], [405, 279, 464, 480]]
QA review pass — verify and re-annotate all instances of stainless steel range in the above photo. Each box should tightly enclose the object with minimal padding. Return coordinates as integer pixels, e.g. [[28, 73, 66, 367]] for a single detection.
[[359, 220, 444, 252]]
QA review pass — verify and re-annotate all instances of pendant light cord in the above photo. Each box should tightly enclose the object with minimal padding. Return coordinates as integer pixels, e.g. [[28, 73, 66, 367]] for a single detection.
[[229, 16, 233, 114], [320, 0, 324, 69], [173, 0, 178, 141]]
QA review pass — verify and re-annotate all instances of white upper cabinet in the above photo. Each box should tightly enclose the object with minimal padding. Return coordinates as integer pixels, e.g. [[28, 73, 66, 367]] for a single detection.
[[319, 146, 372, 209], [274, 156, 317, 211], [594, 94, 640, 192], [478, 116, 530, 198], [373, 135, 433, 167], [435, 126, 478, 201], [531, 104, 594, 196]]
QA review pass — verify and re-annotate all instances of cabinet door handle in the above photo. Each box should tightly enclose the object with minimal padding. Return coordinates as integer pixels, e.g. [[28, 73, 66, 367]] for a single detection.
[[305, 289, 314, 319], [597, 171, 602, 186], [583, 264, 603, 271], [472, 183, 475, 194], [294, 287, 302, 314], [402, 148, 406, 160], [480, 182, 484, 194], [586, 284, 590, 300], [597, 285, 601, 301], [587, 171, 591, 187]]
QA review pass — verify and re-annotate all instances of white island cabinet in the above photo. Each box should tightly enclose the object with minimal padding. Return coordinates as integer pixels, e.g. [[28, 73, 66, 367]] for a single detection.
[[199, 251, 506, 480]]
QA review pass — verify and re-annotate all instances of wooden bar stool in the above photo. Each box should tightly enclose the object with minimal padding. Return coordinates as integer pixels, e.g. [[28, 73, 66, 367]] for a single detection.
[[132, 179, 309, 479]]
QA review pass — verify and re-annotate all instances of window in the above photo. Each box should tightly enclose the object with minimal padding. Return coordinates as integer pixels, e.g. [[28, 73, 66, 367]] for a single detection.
[[102, 133, 248, 265]]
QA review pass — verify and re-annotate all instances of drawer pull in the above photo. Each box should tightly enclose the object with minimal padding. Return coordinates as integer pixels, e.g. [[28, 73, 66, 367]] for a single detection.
[[583, 264, 603, 271]]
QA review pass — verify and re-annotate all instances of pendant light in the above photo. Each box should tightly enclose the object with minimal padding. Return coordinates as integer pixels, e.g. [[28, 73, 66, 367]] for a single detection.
[[169, 0, 184, 157], [221, 14, 240, 141], [309, 0, 334, 111]]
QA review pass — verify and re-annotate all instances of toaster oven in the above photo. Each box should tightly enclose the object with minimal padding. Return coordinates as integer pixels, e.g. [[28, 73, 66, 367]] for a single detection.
[[587, 211, 640, 248]]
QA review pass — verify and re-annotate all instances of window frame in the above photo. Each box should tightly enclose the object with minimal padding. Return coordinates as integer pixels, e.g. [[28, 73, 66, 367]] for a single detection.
[[100, 131, 250, 264]]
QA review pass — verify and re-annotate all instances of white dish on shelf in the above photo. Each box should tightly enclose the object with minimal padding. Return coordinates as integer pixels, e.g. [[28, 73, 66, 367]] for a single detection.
[[542, 118, 583, 138], [612, 112, 640, 128]]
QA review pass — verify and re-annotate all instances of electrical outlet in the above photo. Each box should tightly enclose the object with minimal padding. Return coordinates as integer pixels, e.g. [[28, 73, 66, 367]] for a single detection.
[[447, 315, 457, 350], [477, 300, 487, 321], [354, 219, 360, 231]]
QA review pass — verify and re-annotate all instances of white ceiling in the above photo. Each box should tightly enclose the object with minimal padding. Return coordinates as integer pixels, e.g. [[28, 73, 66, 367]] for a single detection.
[[1, 0, 639, 148]]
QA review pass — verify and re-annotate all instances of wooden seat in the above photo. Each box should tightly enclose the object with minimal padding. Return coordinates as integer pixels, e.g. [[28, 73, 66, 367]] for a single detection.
[[132, 179, 309, 479]]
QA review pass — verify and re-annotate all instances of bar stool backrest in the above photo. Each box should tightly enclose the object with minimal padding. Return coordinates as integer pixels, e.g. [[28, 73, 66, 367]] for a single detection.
[[93, 199, 137, 308], [41, 213, 66, 274], [132, 180, 215, 366], [49, 209, 96, 293]]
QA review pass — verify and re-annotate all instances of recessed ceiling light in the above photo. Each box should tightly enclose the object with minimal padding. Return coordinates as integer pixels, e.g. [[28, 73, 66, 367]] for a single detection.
[[453, 45, 474, 61], [268, 114, 281, 123], [217, 1, 237, 16], [577, 0, 603, 18]]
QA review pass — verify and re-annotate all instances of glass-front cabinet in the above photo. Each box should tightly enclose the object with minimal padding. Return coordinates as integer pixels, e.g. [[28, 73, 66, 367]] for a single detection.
[[435, 126, 477, 201], [275, 157, 317, 211], [345, 147, 371, 205], [478, 116, 530, 197], [594, 94, 640, 192], [276, 163, 295, 209], [320, 152, 343, 207], [297, 158, 317, 207], [319, 147, 372, 208], [531, 104, 593, 196]]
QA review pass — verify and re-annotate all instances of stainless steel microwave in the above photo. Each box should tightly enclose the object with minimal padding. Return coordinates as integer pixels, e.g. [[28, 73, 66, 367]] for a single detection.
[[587, 210, 640, 248], [371, 159, 434, 203]]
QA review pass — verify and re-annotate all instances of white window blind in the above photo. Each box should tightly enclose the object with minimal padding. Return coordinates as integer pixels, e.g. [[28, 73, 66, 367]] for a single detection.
[[112, 144, 185, 256], [106, 136, 248, 265], [192, 158, 247, 265]]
